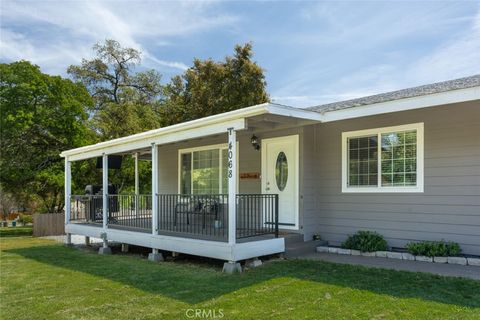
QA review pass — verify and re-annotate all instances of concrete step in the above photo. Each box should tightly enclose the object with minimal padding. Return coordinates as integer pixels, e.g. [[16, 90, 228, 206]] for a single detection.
[[285, 239, 328, 258], [282, 233, 304, 245]]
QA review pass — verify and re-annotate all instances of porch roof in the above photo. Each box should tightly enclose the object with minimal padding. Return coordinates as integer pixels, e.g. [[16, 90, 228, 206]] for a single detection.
[[60, 102, 323, 161]]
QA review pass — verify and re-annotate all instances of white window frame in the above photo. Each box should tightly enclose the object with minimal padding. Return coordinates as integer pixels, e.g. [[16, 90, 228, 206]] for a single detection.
[[341, 122, 424, 193], [178, 143, 239, 194]]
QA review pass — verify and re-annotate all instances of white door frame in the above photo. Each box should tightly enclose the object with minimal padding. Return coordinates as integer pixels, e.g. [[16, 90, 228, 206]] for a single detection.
[[261, 134, 299, 230]]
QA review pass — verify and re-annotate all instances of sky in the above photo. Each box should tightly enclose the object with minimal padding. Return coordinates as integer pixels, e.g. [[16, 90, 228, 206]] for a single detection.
[[1, 1, 479, 108]]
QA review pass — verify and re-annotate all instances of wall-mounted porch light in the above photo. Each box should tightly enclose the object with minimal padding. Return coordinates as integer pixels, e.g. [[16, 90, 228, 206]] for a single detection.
[[251, 135, 260, 150]]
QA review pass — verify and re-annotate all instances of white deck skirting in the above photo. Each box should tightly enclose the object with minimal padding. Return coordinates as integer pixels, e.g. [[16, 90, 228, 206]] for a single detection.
[[66, 223, 284, 262]]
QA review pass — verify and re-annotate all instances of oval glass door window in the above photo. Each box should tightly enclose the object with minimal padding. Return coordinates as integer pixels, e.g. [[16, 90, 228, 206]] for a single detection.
[[275, 151, 288, 191]]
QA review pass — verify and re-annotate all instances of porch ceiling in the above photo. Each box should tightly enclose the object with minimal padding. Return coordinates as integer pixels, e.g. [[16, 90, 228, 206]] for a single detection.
[[60, 103, 322, 162]]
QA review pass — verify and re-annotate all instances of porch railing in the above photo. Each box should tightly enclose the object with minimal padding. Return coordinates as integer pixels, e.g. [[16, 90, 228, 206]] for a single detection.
[[236, 194, 279, 239], [108, 195, 152, 231], [157, 194, 229, 241], [70, 195, 103, 224], [69, 193, 279, 242]]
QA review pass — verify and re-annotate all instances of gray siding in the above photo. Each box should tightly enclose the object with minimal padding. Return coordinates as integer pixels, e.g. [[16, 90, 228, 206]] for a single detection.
[[304, 101, 480, 255], [157, 126, 304, 204]]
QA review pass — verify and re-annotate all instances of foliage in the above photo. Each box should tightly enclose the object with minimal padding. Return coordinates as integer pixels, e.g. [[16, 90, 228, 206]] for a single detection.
[[0, 61, 94, 213], [160, 43, 269, 126], [1, 41, 268, 212], [18, 214, 33, 225], [67, 39, 163, 139], [342, 230, 388, 252], [2, 237, 480, 319], [0, 187, 15, 220], [406, 240, 461, 257]]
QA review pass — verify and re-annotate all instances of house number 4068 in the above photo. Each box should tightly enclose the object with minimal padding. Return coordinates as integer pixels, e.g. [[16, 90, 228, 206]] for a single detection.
[[227, 142, 233, 178]]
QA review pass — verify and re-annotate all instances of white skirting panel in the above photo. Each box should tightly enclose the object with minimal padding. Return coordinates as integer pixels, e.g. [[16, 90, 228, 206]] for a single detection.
[[65, 224, 285, 262]]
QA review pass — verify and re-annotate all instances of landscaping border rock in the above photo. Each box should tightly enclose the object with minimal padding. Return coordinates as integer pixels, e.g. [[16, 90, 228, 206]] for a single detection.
[[337, 248, 351, 255], [386, 252, 402, 259], [433, 257, 448, 264], [315, 245, 479, 267], [447, 257, 467, 265], [402, 253, 415, 261], [375, 251, 388, 258], [415, 256, 433, 262], [467, 257, 480, 266], [350, 250, 361, 256]]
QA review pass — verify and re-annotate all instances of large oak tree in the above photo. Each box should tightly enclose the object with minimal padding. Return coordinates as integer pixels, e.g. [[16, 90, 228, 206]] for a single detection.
[[0, 61, 94, 212]]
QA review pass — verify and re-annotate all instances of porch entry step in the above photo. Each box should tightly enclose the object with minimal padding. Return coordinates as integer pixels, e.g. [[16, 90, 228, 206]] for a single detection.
[[281, 233, 305, 245], [285, 239, 328, 259]]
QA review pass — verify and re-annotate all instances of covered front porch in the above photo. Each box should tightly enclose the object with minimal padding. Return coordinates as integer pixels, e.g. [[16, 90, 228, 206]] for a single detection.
[[61, 103, 322, 268]]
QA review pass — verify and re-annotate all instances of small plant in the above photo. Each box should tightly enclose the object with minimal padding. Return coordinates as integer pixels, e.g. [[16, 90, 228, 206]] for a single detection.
[[406, 240, 461, 257], [341, 231, 388, 252], [313, 234, 322, 241]]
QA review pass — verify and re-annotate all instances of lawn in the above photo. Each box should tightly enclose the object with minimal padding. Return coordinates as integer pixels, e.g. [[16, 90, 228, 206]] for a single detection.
[[1, 237, 479, 320], [0, 226, 33, 237]]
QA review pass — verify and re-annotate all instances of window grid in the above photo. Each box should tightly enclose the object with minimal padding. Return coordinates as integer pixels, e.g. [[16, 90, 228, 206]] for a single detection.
[[381, 130, 417, 187], [347, 136, 378, 187], [346, 129, 418, 189], [180, 147, 228, 195]]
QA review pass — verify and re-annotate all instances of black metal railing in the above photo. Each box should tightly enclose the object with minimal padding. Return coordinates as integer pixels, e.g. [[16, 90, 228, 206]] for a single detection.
[[108, 195, 152, 231], [157, 194, 229, 241], [236, 194, 279, 239], [70, 195, 103, 224], [70, 193, 279, 242]]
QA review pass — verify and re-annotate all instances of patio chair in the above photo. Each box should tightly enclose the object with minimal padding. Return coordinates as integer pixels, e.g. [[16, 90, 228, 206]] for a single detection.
[[174, 197, 219, 228]]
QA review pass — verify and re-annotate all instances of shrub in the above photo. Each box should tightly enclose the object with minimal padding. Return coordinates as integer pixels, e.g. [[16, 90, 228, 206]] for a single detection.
[[17, 214, 33, 225], [406, 240, 461, 257], [341, 231, 388, 252]]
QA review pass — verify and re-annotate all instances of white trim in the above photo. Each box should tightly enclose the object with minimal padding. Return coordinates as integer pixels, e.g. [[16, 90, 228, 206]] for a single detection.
[[65, 224, 285, 262], [60, 103, 323, 161], [341, 122, 424, 193], [60, 86, 479, 162], [261, 134, 300, 230], [227, 128, 237, 245], [102, 154, 108, 230], [322, 86, 480, 122], [151, 144, 159, 235], [177, 142, 239, 194], [64, 158, 71, 225]]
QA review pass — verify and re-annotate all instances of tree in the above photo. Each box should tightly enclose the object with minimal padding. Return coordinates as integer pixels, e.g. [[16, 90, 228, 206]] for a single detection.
[[68, 39, 163, 139], [160, 43, 269, 126], [0, 61, 93, 213], [0, 187, 15, 221]]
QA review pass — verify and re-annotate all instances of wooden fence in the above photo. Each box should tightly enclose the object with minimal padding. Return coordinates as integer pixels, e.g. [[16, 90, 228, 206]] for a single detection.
[[33, 213, 65, 237]]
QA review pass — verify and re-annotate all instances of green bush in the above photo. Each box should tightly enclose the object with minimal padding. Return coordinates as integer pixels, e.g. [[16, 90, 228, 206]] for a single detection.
[[406, 240, 461, 257], [341, 231, 388, 252], [19, 214, 33, 225]]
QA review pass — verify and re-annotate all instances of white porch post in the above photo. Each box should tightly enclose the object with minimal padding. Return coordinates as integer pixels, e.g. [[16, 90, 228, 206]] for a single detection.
[[227, 128, 237, 245], [134, 152, 139, 195], [134, 152, 139, 218], [64, 157, 71, 245], [102, 153, 108, 231], [99, 153, 111, 254], [151, 144, 158, 236], [148, 143, 163, 262]]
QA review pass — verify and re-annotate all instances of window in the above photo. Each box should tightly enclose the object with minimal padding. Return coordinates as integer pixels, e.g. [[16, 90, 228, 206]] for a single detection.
[[342, 123, 424, 193], [179, 144, 235, 195]]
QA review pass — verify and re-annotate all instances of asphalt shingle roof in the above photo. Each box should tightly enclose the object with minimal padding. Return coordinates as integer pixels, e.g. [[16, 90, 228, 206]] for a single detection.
[[307, 75, 480, 113]]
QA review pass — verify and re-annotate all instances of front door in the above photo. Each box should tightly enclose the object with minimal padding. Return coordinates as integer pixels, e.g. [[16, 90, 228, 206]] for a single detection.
[[262, 135, 299, 229]]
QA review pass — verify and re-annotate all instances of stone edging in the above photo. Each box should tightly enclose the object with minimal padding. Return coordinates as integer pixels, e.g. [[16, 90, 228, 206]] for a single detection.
[[316, 246, 480, 267]]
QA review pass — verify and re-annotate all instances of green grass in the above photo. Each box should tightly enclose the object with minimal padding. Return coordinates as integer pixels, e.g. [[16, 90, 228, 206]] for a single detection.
[[1, 237, 479, 320], [0, 226, 33, 237]]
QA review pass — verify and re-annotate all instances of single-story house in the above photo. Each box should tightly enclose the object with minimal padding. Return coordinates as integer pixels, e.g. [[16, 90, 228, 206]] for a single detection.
[[61, 75, 480, 269]]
